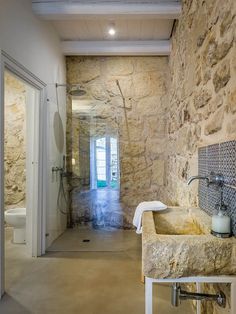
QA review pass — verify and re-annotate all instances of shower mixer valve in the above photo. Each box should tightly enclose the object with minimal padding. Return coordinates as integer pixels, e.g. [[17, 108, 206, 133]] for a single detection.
[[52, 166, 63, 172], [52, 166, 70, 178]]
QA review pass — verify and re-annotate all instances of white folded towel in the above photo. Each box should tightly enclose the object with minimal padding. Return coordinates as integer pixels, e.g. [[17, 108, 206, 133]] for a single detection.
[[133, 201, 167, 234]]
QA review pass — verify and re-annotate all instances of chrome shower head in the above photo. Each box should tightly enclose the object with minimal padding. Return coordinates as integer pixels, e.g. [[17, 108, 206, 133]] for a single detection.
[[69, 88, 86, 97], [56, 83, 86, 97]]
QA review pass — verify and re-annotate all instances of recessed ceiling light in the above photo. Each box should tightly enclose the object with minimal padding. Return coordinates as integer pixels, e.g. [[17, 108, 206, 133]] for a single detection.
[[108, 26, 116, 36]]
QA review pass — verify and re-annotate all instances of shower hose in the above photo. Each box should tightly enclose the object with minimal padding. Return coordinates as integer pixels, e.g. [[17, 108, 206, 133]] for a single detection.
[[57, 171, 69, 215]]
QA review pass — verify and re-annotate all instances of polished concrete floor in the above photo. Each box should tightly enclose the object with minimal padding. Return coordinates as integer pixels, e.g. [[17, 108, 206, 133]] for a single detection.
[[47, 226, 138, 252], [0, 227, 194, 314]]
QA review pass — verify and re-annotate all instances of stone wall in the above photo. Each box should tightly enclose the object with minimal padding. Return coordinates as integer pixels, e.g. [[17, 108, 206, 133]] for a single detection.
[[165, 0, 236, 313], [4, 72, 26, 208], [66, 56, 169, 226], [163, 0, 236, 207]]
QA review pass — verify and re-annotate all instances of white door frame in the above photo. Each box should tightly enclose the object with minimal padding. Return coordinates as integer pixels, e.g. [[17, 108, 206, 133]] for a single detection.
[[0, 50, 47, 297]]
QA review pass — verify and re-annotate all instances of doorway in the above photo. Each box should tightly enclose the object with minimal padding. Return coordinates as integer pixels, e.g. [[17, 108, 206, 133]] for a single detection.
[[4, 71, 39, 295], [91, 136, 119, 189], [0, 51, 47, 297]]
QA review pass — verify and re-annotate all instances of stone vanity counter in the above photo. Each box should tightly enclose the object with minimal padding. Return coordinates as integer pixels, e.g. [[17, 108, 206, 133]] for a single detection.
[[142, 207, 236, 279]]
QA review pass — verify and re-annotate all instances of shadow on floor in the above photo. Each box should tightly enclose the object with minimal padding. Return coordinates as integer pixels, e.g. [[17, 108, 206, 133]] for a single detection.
[[0, 293, 31, 314]]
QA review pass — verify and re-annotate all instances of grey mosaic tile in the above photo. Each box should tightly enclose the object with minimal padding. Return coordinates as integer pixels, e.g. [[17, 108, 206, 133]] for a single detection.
[[220, 141, 236, 186], [207, 144, 220, 173], [207, 185, 221, 213], [198, 146, 207, 175], [223, 185, 236, 235], [198, 147, 208, 210], [199, 181, 208, 210], [198, 140, 236, 236]]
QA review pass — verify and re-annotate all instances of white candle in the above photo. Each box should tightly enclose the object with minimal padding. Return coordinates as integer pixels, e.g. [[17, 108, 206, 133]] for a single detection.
[[212, 211, 231, 234], [72, 158, 76, 166]]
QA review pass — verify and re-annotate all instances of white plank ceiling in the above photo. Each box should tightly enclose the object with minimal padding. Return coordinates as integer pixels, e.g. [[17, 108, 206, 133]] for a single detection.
[[52, 19, 173, 41], [32, 0, 182, 55]]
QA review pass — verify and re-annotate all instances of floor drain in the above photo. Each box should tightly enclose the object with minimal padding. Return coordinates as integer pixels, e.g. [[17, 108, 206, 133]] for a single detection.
[[83, 239, 90, 242]]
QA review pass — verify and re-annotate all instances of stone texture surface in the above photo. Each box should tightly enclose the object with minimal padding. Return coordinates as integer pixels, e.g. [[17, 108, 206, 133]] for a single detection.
[[164, 1, 236, 312], [66, 57, 169, 227], [164, 0, 236, 210], [4, 72, 26, 208], [142, 208, 236, 279]]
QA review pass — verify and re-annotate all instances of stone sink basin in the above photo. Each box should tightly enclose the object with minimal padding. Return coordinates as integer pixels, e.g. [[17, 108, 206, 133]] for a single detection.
[[142, 207, 236, 279]]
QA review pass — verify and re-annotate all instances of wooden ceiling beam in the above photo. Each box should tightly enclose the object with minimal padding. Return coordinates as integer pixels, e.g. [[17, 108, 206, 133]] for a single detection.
[[32, 2, 181, 20], [61, 40, 171, 56]]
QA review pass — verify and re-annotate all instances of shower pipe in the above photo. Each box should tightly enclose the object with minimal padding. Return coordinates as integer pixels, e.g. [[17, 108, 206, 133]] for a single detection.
[[116, 79, 135, 177]]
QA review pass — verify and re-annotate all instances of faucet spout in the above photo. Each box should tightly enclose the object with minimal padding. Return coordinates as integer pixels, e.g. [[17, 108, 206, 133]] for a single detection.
[[187, 176, 210, 185], [187, 172, 224, 187]]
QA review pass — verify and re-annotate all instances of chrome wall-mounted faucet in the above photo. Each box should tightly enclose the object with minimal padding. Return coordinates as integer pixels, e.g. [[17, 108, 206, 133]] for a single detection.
[[187, 172, 224, 187], [187, 175, 210, 185]]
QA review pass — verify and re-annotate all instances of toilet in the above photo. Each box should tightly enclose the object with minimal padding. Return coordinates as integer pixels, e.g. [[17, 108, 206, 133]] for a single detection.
[[5, 208, 26, 244]]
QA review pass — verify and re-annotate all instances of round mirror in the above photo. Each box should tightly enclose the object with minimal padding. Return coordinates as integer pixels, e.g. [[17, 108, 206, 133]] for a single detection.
[[53, 111, 64, 153]]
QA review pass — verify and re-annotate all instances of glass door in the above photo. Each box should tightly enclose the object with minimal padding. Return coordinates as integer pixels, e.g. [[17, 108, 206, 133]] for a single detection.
[[92, 136, 119, 189]]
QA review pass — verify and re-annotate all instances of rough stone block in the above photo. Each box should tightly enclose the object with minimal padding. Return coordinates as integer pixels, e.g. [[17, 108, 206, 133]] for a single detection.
[[227, 87, 236, 113], [142, 208, 236, 279], [194, 89, 212, 109], [204, 107, 224, 135], [213, 60, 231, 93], [152, 159, 165, 186]]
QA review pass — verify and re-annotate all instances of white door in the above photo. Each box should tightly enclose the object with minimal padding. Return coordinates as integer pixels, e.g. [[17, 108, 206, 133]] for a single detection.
[[25, 85, 40, 257]]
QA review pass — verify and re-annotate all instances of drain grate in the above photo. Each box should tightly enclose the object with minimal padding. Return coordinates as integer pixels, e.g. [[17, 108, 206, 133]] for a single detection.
[[82, 239, 90, 242]]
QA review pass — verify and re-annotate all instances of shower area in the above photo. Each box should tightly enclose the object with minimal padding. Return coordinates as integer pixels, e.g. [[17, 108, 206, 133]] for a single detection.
[[67, 94, 122, 230], [47, 56, 167, 251], [48, 77, 126, 251]]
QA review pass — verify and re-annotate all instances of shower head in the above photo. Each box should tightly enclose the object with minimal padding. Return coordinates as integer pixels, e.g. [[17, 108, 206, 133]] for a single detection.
[[69, 88, 86, 97], [56, 83, 86, 97]]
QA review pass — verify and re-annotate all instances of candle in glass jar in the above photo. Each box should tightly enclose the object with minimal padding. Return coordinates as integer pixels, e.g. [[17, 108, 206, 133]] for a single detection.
[[212, 211, 231, 234]]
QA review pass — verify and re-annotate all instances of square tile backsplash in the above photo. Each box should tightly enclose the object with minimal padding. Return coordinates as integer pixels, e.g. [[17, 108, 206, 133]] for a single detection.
[[198, 140, 236, 236]]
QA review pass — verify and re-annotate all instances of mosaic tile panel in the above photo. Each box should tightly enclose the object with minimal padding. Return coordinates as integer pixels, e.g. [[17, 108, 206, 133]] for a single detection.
[[198, 147, 208, 210], [198, 140, 236, 236], [220, 141, 236, 186], [206, 144, 221, 213], [207, 185, 221, 214], [222, 186, 236, 236], [207, 144, 220, 173]]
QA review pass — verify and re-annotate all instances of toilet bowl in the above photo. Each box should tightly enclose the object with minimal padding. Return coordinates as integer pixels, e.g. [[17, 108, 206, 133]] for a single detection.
[[5, 208, 26, 244]]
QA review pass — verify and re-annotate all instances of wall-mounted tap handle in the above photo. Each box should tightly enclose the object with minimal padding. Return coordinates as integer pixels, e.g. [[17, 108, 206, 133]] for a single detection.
[[209, 172, 224, 187]]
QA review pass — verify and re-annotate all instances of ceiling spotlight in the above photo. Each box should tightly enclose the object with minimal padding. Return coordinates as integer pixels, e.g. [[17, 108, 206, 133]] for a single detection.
[[108, 25, 116, 36]]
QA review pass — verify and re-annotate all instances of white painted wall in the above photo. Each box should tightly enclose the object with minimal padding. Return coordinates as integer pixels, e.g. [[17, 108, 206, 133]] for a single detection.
[[0, 0, 67, 248]]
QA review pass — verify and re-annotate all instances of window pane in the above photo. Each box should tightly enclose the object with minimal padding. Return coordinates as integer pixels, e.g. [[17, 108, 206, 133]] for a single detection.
[[96, 137, 106, 183], [110, 137, 118, 189]]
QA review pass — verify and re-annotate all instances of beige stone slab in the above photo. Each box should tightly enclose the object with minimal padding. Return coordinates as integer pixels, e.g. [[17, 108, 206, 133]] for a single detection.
[[142, 207, 236, 279]]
